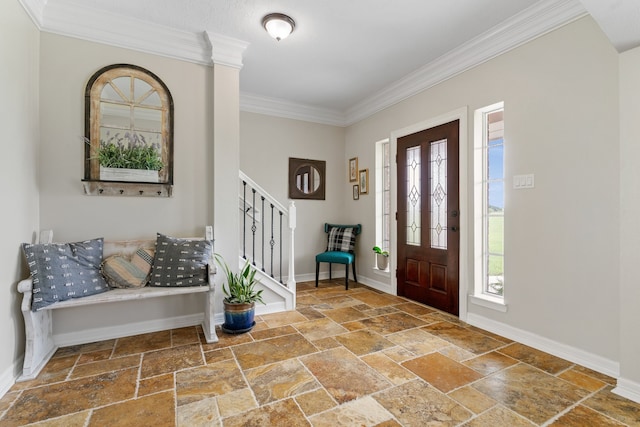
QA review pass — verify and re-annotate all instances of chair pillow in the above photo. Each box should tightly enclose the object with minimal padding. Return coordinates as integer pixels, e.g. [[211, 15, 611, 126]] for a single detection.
[[149, 233, 213, 287], [327, 227, 356, 252], [101, 248, 155, 289], [22, 238, 109, 311]]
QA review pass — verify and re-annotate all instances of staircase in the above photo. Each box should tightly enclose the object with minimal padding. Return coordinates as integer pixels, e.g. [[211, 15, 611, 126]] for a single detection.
[[238, 171, 296, 310]]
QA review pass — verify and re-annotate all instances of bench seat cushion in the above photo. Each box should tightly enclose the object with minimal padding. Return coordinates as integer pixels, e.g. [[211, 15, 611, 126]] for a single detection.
[[22, 238, 109, 311], [316, 251, 355, 265]]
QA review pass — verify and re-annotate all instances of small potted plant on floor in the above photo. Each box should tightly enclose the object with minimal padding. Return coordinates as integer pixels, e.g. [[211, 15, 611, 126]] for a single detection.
[[373, 246, 389, 271], [215, 255, 264, 334]]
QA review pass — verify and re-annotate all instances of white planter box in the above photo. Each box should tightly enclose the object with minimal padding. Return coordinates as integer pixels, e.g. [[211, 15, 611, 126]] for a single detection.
[[100, 166, 159, 183]]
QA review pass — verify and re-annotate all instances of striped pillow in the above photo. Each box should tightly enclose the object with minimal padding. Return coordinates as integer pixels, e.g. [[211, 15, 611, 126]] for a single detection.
[[101, 248, 155, 288]]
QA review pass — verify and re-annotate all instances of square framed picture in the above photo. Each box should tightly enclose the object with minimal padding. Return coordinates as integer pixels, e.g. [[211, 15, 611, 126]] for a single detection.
[[353, 184, 360, 200], [359, 169, 369, 194], [349, 157, 358, 182]]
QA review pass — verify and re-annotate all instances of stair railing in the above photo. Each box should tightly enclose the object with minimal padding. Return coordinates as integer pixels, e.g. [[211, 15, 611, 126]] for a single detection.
[[239, 171, 296, 293]]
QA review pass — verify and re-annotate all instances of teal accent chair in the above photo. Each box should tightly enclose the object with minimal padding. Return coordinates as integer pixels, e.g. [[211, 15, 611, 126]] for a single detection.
[[315, 223, 362, 290]]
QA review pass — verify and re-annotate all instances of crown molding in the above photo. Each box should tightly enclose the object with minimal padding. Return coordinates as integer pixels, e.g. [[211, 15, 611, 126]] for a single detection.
[[32, 0, 586, 127], [41, 0, 212, 65], [239, 93, 347, 127], [343, 0, 588, 125], [18, 0, 46, 29], [204, 32, 249, 69]]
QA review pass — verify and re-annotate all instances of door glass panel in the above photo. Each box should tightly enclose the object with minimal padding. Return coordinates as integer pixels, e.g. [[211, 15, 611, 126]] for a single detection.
[[430, 139, 447, 250], [406, 146, 421, 246]]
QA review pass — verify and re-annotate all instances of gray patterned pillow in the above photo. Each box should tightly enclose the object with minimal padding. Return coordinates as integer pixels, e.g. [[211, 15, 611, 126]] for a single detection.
[[22, 238, 109, 311], [149, 233, 213, 287]]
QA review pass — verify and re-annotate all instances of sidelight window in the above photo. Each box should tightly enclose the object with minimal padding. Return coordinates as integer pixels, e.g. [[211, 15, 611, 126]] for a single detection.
[[474, 102, 505, 302]]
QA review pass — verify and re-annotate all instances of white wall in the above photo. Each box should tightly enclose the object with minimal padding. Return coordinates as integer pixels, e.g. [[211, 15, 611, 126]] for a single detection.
[[618, 45, 640, 399], [345, 17, 620, 366], [240, 112, 346, 279], [0, 0, 40, 393]]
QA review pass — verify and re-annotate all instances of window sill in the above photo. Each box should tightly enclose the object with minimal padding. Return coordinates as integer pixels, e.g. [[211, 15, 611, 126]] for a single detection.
[[469, 294, 507, 313]]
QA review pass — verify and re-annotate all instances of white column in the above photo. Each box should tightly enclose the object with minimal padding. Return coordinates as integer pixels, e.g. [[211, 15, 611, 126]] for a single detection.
[[205, 32, 248, 317]]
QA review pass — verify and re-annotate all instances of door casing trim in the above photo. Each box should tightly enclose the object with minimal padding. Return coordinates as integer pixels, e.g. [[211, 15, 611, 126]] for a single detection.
[[390, 107, 469, 322]]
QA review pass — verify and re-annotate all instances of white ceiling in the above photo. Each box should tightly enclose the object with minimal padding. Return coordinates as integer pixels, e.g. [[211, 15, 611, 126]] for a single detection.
[[28, 0, 640, 125]]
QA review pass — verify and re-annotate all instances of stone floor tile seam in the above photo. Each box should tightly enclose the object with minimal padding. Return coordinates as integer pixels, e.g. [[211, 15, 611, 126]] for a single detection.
[[133, 356, 144, 399], [538, 385, 627, 427], [453, 341, 515, 363], [310, 401, 401, 427], [464, 403, 538, 427], [0, 391, 21, 421], [228, 344, 267, 416], [472, 361, 621, 426]]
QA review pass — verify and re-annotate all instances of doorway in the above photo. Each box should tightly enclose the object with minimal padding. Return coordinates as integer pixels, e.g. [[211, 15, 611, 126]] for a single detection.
[[397, 120, 460, 315]]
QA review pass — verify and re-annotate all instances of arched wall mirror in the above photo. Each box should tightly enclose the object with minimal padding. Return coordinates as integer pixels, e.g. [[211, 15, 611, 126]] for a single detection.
[[83, 64, 174, 197], [288, 157, 326, 200]]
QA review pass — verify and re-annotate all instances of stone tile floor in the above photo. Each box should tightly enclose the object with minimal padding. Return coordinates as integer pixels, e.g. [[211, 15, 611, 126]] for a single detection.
[[1, 280, 640, 426]]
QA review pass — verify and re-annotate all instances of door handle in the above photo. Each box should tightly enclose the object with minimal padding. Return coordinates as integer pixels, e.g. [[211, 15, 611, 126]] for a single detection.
[[449, 226, 458, 232]]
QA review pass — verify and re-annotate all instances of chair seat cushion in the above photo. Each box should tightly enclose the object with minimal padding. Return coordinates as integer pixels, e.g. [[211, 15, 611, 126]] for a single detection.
[[316, 251, 355, 264]]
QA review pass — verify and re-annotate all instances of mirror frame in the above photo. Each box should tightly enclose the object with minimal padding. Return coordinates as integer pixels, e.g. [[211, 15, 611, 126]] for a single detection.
[[83, 64, 174, 197], [288, 157, 326, 200]]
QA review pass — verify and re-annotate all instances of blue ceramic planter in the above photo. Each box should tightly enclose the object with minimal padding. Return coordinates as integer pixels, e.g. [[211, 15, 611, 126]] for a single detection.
[[222, 301, 255, 334]]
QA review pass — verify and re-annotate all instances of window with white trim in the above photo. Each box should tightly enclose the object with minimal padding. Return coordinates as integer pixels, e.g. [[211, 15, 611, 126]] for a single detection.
[[375, 139, 390, 270], [474, 102, 504, 300]]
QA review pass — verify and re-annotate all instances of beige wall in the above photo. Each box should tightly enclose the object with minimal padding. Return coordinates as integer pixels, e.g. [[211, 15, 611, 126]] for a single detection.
[[240, 112, 346, 277], [0, 0, 40, 390], [619, 45, 640, 391], [39, 33, 214, 241], [345, 17, 621, 364], [38, 33, 217, 336]]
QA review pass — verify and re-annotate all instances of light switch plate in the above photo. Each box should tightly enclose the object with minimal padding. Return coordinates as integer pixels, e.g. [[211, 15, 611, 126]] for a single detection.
[[513, 174, 534, 189]]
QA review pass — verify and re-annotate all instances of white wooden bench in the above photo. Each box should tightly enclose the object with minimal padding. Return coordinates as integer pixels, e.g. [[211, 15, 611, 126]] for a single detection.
[[17, 227, 217, 382]]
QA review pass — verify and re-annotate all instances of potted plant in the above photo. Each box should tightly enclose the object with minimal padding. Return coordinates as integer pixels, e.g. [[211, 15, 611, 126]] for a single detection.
[[215, 255, 264, 334], [90, 132, 164, 182], [373, 246, 389, 271]]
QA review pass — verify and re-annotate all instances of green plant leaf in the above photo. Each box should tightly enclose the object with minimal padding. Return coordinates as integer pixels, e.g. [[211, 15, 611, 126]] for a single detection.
[[214, 254, 265, 305]]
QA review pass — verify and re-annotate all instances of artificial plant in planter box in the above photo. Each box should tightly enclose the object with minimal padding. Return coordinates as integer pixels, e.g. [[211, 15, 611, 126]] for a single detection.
[[93, 132, 164, 182], [215, 255, 265, 334]]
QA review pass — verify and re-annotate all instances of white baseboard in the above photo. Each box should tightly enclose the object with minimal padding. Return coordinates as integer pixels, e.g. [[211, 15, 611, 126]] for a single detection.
[[295, 271, 345, 283], [0, 356, 22, 400], [466, 312, 620, 378], [357, 274, 395, 294], [53, 313, 206, 347], [613, 378, 640, 403], [53, 301, 292, 348], [256, 301, 287, 315]]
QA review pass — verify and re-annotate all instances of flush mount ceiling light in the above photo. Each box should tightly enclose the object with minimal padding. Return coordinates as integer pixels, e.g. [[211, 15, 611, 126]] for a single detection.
[[262, 13, 295, 41]]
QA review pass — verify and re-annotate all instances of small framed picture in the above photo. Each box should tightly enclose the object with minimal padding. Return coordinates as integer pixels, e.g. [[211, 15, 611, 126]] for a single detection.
[[349, 157, 358, 182], [353, 184, 360, 200], [359, 169, 369, 194]]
